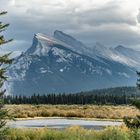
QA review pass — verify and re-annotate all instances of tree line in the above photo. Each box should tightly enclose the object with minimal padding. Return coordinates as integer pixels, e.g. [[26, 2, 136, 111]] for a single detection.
[[3, 93, 135, 105], [4, 86, 139, 105]]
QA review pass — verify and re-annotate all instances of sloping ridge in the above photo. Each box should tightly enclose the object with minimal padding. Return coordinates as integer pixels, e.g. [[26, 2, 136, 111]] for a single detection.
[[5, 31, 137, 95]]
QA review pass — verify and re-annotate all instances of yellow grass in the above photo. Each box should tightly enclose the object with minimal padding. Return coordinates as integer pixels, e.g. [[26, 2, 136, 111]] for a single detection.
[[5, 104, 140, 120], [6, 126, 140, 140]]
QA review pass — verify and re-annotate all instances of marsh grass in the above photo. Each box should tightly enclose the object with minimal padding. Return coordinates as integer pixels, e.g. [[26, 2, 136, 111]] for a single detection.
[[5, 126, 140, 140], [5, 105, 140, 120]]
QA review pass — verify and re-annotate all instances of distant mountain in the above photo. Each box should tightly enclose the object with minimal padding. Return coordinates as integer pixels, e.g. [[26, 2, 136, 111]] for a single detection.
[[92, 43, 140, 69], [79, 86, 139, 96], [5, 31, 138, 95], [114, 45, 140, 67]]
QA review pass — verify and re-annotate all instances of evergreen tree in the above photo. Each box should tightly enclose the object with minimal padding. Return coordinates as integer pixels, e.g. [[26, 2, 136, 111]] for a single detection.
[[124, 72, 140, 140], [0, 11, 12, 138], [124, 72, 140, 129]]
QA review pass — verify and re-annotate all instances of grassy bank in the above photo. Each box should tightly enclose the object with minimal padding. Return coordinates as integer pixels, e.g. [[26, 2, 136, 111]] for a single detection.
[[5, 126, 140, 140], [5, 104, 140, 119]]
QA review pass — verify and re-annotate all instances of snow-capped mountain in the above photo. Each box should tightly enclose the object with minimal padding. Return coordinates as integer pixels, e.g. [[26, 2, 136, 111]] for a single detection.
[[5, 31, 138, 95], [114, 45, 140, 67], [92, 43, 140, 69]]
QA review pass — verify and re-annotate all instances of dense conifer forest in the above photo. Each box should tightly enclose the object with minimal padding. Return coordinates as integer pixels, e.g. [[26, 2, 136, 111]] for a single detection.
[[4, 87, 140, 105]]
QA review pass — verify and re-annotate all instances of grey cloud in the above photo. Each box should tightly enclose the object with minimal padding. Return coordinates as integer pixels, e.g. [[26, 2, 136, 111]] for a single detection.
[[73, 24, 140, 48], [0, 0, 10, 6], [75, 3, 137, 26], [137, 9, 140, 23], [1, 0, 140, 52]]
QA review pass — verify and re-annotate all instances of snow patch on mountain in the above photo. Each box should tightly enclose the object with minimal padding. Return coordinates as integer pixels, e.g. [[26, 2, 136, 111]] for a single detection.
[[92, 43, 140, 69], [7, 54, 32, 80], [5, 30, 138, 95]]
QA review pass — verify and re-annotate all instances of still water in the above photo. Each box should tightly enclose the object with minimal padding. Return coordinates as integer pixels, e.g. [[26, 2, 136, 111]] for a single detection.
[[8, 118, 123, 130]]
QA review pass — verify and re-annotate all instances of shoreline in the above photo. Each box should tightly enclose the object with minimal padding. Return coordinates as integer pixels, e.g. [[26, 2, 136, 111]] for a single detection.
[[13, 116, 123, 122]]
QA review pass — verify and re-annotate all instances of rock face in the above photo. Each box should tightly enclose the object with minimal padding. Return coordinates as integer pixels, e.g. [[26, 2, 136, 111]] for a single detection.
[[5, 31, 138, 96]]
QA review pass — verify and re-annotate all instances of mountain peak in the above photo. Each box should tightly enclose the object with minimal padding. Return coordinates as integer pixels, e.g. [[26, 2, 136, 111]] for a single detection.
[[54, 30, 64, 35], [54, 30, 88, 54], [34, 33, 55, 44], [54, 30, 77, 42], [115, 45, 139, 52], [114, 45, 137, 53], [25, 33, 57, 56], [93, 42, 107, 52], [115, 45, 126, 50]]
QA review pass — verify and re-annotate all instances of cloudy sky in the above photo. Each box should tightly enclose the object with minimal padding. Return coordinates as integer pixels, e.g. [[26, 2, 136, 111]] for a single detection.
[[1, 0, 140, 53]]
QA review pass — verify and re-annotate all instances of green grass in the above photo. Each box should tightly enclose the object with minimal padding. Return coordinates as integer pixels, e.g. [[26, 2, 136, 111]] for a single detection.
[[5, 126, 140, 140]]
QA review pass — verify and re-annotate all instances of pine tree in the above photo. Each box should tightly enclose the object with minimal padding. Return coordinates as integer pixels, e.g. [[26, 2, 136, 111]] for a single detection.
[[124, 72, 140, 129], [0, 11, 12, 138]]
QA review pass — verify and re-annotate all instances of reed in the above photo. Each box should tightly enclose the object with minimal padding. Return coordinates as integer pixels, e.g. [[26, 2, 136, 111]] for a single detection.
[[5, 104, 140, 119]]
